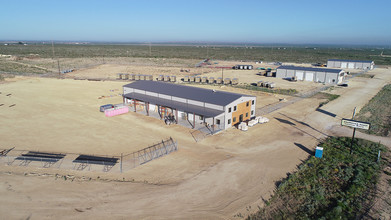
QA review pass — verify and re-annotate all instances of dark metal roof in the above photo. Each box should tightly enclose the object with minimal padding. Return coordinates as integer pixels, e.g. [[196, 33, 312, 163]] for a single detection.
[[124, 92, 224, 118], [277, 65, 343, 73], [123, 81, 253, 106], [328, 59, 373, 63]]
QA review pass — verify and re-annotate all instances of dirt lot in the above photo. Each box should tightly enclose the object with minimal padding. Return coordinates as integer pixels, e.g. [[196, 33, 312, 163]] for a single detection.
[[0, 64, 390, 219]]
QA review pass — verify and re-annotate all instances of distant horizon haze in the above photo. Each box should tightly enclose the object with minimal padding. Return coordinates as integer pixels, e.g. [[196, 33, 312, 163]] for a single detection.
[[1, 0, 390, 46]]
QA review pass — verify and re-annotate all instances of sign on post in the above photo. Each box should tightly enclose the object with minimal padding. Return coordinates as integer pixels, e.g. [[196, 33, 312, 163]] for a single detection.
[[341, 119, 370, 130]]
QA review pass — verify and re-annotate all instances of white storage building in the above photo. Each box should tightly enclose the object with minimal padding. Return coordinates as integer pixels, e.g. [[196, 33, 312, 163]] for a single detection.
[[276, 66, 345, 84], [327, 59, 374, 70]]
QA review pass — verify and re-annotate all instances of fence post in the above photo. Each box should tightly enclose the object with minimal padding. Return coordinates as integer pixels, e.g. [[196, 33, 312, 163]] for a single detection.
[[120, 153, 123, 173]]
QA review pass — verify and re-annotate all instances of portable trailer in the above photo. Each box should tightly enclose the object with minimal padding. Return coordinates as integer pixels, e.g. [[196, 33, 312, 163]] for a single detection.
[[100, 104, 114, 112]]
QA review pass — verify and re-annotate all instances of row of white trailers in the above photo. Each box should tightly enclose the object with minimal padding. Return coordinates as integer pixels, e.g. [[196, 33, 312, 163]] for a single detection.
[[276, 68, 344, 84]]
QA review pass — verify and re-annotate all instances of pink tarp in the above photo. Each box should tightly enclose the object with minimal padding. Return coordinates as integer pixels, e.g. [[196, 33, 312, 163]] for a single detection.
[[105, 107, 129, 117]]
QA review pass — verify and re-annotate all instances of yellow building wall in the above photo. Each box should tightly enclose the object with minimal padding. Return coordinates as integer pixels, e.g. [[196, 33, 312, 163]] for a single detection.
[[232, 100, 252, 125]]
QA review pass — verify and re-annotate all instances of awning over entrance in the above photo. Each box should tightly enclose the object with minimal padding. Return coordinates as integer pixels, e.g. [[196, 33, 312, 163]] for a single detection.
[[124, 93, 224, 118]]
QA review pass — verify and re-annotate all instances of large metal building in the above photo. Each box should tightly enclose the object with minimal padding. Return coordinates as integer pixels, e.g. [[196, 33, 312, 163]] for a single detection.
[[327, 59, 374, 70], [276, 66, 345, 84], [123, 81, 256, 131]]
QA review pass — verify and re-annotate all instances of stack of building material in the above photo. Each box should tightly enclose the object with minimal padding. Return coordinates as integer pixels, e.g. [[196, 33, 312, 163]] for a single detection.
[[123, 74, 129, 80], [247, 119, 258, 127], [232, 78, 239, 85], [256, 116, 269, 124], [158, 75, 164, 81], [195, 76, 201, 83], [224, 78, 231, 85], [208, 77, 215, 84], [238, 122, 248, 131], [190, 75, 196, 82], [184, 76, 190, 82], [202, 76, 208, 83], [117, 73, 123, 80], [170, 75, 176, 82], [130, 74, 136, 80], [164, 75, 170, 81], [257, 81, 263, 87], [216, 77, 222, 84]]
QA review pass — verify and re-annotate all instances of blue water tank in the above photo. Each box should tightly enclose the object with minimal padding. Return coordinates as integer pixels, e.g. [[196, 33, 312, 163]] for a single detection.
[[315, 146, 323, 158]]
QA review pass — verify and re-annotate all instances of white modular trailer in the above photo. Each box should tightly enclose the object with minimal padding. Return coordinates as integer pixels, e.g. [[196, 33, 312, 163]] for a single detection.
[[327, 59, 374, 70], [123, 81, 256, 131], [276, 66, 345, 84]]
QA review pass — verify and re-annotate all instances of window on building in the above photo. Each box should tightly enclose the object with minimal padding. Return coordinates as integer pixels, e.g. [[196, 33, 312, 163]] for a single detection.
[[233, 117, 236, 123], [234, 106, 237, 111], [246, 102, 249, 107], [252, 100, 255, 105], [251, 110, 254, 115], [217, 119, 221, 125], [228, 107, 231, 113], [246, 112, 248, 117]]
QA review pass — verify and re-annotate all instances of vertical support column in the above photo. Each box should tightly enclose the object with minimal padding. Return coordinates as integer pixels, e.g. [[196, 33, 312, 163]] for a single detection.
[[212, 117, 215, 133], [146, 102, 149, 116], [134, 99, 137, 112], [175, 109, 178, 124], [193, 112, 196, 129], [122, 95, 125, 103]]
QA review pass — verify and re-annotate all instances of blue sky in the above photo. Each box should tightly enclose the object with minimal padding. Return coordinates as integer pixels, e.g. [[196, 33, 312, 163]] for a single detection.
[[1, 0, 390, 45]]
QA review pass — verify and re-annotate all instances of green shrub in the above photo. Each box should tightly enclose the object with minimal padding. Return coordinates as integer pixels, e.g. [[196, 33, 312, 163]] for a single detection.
[[248, 137, 386, 219]]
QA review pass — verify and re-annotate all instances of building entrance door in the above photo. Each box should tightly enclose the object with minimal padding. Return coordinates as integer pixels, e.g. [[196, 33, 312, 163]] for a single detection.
[[239, 114, 243, 122]]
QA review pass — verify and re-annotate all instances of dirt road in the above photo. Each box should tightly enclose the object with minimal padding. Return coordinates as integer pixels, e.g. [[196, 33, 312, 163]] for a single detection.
[[0, 68, 390, 219]]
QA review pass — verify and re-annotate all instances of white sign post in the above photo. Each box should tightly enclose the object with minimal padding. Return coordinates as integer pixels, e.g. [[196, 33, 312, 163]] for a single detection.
[[341, 118, 371, 154]]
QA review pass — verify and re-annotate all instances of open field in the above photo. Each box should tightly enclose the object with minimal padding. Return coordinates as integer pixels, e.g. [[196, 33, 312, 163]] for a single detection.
[[1, 44, 391, 65], [1, 44, 390, 76], [0, 63, 390, 219]]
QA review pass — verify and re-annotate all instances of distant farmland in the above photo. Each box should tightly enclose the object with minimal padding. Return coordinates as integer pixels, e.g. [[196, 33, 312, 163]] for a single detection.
[[1, 44, 390, 65]]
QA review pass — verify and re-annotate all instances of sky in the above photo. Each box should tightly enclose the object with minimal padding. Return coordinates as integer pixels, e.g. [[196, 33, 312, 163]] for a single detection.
[[1, 0, 390, 45]]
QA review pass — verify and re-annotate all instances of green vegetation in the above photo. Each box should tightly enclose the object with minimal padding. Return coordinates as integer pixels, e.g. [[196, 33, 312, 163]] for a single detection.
[[314, 92, 340, 108], [234, 84, 298, 96], [356, 84, 391, 136], [248, 137, 387, 220], [1, 44, 390, 65]]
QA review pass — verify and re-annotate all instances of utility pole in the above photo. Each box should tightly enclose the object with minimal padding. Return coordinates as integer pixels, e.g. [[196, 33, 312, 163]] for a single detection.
[[57, 60, 61, 77], [51, 41, 55, 60]]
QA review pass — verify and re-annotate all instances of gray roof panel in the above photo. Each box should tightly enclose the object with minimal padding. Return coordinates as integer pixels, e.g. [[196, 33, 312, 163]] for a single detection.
[[328, 59, 373, 63], [277, 65, 343, 73], [124, 92, 224, 117], [123, 81, 253, 106]]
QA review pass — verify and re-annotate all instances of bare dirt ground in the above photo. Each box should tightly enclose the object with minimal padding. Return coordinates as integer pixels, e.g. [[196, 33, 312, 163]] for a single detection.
[[0, 64, 390, 219]]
